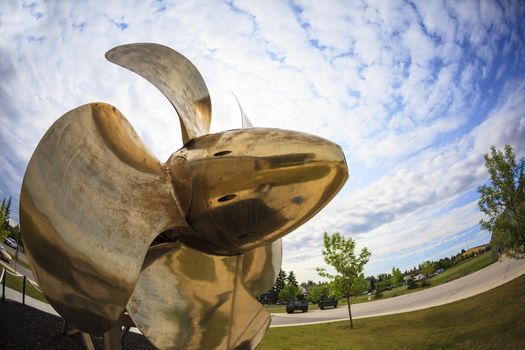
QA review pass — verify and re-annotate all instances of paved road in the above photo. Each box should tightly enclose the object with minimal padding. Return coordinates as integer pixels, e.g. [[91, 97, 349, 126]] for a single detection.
[[1, 244, 34, 280], [271, 257, 525, 327]]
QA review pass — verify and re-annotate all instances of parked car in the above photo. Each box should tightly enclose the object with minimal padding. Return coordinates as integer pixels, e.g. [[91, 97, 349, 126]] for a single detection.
[[318, 296, 338, 310], [286, 299, 308, 313], [0, 244, 12, 263], [4, 237, 17, 249]]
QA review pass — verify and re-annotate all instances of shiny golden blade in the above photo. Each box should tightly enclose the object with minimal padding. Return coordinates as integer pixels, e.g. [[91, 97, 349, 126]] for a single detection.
[[105, 43, 211, 144], [242, 239, 282, 297], [173, 128, 348, 255], [127, 243, 270, 350], [232, 92, 253, 128], [20, 103, 188, 333]]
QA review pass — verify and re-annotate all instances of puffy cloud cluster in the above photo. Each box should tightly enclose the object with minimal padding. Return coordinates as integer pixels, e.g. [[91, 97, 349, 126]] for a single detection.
[[1, 0, 524, 280]]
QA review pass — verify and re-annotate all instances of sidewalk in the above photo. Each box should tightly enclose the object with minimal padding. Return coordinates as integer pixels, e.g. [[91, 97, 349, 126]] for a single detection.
[[3, 285, 59, 316], [2, 285, 144, 335]]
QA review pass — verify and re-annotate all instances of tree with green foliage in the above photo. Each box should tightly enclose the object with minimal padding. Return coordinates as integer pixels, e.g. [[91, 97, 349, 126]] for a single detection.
[[420, 261, 434, 279], [273, 268, 287, 299], [0, 198, 8, 240], [287, 271, 298, 288], [392, 267, 403, 296], [278, 284, 300, 301], [366, 275, 376, 292], [3, 196, 11, 230], [316, 232, 371, 330], [478, 145, 525, 257], [307, 284, 330, 304]]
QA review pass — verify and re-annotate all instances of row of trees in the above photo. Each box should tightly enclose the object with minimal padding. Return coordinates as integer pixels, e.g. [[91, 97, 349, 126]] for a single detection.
[[272, 268, 300, 301]]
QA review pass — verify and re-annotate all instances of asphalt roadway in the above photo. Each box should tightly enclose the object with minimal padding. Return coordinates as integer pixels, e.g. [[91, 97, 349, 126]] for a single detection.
[[270, 257, 525, 327], [2, 244, 34, 280]]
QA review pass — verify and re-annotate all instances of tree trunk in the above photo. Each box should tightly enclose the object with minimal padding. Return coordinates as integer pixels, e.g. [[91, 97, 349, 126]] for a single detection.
[[346, 296, 353, 329]]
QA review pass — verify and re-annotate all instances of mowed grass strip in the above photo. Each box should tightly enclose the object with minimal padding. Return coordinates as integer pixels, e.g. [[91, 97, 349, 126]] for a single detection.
[[258, 274, 525, 350], [430, 252, 494, 285], [3, 270, 47, 303]]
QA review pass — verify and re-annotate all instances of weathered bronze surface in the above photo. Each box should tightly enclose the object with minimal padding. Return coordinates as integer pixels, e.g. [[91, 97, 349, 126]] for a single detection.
[[20, 43, 348, 349], [21, 103, 188, 332], [127, 243, 271, 350], [242, 239, 282, 297], [106, 43, 211, 144]]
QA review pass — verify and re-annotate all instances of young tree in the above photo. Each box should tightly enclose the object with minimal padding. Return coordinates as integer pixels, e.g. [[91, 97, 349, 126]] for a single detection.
[[287, 271, 298, 287], [307, 284, 329, 304], [420, 261, 434, 279], [478, 145, 525, 256], [391, 267, 403, 296], [273, 268, 287, 299], [278, 284, 300, 301], [316, 232, 371, 330]]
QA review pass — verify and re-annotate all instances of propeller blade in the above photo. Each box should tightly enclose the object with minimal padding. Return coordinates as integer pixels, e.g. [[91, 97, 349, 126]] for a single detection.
[[20, 103, 188, 333], [127, 243, 270, 350], [232, 92, 253, 128], [242, 239, 282, 297], [105, 43, 212, 144]]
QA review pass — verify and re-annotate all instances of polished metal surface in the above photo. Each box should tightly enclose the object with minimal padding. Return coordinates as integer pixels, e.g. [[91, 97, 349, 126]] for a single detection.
[[242, 239, 282, 297], [127, 243, 270, 350], [20, 42, 349, 347], [173, 128, 348, 255], [232, 93, 253, 128], [20, 103, 188, 332], [105, 43, 211, 144]]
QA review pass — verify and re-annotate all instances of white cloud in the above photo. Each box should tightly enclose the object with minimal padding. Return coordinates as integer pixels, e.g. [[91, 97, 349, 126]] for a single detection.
[[0, 0, 524, 283]]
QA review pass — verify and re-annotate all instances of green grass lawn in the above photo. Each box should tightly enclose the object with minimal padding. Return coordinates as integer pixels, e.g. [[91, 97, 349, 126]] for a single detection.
[[267, 252, 495, 313], [370, 252, 495, 301], [430, 252, 494, 285], [258, 273, 525, 350], [2, 268, 47, 303]]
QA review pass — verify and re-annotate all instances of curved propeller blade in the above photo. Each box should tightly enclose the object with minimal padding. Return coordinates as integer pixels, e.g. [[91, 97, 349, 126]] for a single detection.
[[105, 43, 212, 144], [242, 238, 282, 297], [127, 243, 270, 350], [20, 103, 188, 333], [232, 92, 253, 128]]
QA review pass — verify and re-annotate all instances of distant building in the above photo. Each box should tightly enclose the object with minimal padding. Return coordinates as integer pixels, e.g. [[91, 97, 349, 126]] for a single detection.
[[413, 273, 425, 281], [433, 268, 444, 275], [462, 244, 490, 257]]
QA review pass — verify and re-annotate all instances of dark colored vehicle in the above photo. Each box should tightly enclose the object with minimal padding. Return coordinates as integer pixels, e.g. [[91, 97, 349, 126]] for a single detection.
[[318, 297, 338, 310], [286, 299, 308, 313]]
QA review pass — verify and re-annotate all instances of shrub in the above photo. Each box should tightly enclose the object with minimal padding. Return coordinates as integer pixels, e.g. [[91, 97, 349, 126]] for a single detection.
[[407, 279, 418, 289]]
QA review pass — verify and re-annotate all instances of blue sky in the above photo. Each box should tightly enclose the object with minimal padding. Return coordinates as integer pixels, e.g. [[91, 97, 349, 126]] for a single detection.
[[1, 0, 524, 282]]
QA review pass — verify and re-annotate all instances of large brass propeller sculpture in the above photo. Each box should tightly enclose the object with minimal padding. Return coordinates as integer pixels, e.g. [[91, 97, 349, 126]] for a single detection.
[[20, 43, 348, 349]]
